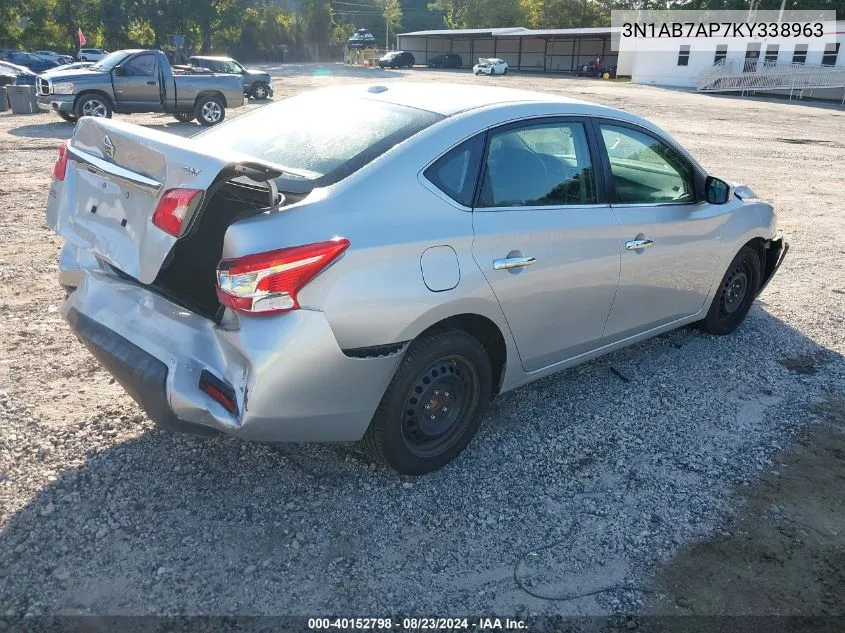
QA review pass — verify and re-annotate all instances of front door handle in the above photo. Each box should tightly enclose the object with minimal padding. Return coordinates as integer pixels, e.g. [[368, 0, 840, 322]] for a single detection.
[[625, 238, 654, 250], [493, 256, 536, 270], [146, 80, 157, 85]]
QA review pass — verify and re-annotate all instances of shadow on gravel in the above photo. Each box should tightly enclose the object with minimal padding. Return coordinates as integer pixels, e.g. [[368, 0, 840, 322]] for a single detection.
[[6, 121, 75, 140], [1, 305, 844, 617]]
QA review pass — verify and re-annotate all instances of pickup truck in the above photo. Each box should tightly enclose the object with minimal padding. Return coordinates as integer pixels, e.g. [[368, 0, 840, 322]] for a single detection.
[[36, 49, 245, 125]]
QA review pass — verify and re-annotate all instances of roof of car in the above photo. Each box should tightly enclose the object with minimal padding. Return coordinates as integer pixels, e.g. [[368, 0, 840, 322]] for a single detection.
[[191, 55, 235, 61], [346, 82, 594, 116]]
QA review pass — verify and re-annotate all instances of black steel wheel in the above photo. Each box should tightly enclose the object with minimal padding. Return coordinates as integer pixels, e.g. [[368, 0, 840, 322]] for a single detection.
[[699, 245, 762, 335], [363, 329, 492, 475]]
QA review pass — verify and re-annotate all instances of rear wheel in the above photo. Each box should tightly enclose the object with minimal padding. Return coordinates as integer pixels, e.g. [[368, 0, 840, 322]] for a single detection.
[[57, 111, 77, 123], [74, 94, 111, 119], [363, 329, 491, 475], [173, 112, 195, 123], [699, 246, 762, 335], [195, 95, 225, 126], [503, 67, 508, 75]]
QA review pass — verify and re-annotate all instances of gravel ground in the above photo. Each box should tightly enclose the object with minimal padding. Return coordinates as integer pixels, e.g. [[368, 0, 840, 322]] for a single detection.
[[1, 65, 844, 619]]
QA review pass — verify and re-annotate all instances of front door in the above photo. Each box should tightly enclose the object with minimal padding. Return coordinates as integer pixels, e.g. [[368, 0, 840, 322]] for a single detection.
[[471, 118, 620, 372], [595, 121, 724, 342], [112, 52, 162, 110]]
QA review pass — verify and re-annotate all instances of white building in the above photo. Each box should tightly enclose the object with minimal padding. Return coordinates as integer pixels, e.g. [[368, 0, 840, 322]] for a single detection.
[[630, 20, 845, 89], [397, 21, 845, 102]]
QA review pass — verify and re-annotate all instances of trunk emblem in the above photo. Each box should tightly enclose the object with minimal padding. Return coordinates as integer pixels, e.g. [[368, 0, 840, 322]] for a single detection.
[[183, 166, 201, 176], [103, 135, 115, 160]]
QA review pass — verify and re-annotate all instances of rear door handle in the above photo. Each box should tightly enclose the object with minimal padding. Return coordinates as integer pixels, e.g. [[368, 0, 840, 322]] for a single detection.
[[625, 239, 654, 250], [493, 256, 536, 270], [146, 80, 157, 85]]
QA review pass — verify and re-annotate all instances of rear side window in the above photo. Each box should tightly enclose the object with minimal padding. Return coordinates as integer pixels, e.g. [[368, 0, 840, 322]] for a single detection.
[[478, 121, 597, 208], [424, 135, 484, 207]]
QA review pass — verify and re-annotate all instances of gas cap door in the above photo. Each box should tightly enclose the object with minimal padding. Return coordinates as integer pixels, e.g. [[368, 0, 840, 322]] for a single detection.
[[420, 245, 460, 292]]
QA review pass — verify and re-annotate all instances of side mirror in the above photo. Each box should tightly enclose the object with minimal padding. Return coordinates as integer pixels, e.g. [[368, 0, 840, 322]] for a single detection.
[[705, 176, 734, 205], [113, 66, 127, 76]]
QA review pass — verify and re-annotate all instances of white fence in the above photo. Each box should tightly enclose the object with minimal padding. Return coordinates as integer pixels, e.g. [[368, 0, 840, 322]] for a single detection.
[[697, 59, 845, 103]]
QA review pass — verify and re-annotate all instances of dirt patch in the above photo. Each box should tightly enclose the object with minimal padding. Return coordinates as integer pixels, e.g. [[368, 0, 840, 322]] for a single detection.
[[651, 395, 845, 618]]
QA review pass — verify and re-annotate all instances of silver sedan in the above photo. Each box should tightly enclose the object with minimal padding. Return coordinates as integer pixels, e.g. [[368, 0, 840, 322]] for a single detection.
[[47, 83, 787, 474]]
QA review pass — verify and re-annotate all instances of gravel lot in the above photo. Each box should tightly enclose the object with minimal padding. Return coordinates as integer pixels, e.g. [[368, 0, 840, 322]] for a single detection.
[[1, 65, 844, 619]]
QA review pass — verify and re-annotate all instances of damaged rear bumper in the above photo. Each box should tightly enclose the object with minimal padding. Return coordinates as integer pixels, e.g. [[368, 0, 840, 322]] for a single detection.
[[61, 265, 403, 442], [758, 237, 789, 295]]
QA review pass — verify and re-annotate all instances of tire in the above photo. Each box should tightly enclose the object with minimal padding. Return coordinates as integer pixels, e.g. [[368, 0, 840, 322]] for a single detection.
[[173, 112, 195, 123], [503, 67, 508, 75], [362, 329, 492, 475], [74, 94, 111, 119], [251, 82, 270, 100], [195, 95, 225, 126], [57, 111, 77, 123], [699, 245, 762, 335]]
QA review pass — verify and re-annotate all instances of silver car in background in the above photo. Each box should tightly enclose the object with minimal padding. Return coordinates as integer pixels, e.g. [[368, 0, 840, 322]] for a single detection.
[[46, 84, 786, 475]]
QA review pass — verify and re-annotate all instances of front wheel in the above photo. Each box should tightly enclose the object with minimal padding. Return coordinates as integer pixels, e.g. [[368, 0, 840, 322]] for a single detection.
[[363, 329, 492, 475], [195, 95, 225, 126], [698, 245, 762, 335], [74, 94, 112, 119], [251, 82, 270, 100], [503, 67, 508, 75]]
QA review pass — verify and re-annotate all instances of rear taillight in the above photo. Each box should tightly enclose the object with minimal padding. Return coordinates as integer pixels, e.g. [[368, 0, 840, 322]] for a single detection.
[[216, 238, 350, 315], [151, 189, 203, 237], [53, 141, 68, 181]]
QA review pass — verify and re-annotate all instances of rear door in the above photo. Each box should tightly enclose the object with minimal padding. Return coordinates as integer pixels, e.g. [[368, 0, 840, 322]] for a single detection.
[[47, 117, 281, 284], [112, 52, 162, 109], [594, 120, 723, 341], [470, 117, 620, 372]]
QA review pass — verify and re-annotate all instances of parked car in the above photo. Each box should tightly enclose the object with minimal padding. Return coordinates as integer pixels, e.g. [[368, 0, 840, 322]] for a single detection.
[[46, 83, 787, 475], [378, 51, 415, 69], [473, 58, 508, 75], [0, 61, 37, 86], [36, 49, 245, 124], [34, 51, 74, 65], [347, 28, 377, 49], [428, 53, 462, 69], [188, 56, 273, 100], [0, 51, 58, 73], [77, 48, 108, 62]]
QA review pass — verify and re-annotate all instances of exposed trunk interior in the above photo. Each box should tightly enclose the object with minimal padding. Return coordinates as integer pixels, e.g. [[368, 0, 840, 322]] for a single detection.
[[151, 180, 273, 320]]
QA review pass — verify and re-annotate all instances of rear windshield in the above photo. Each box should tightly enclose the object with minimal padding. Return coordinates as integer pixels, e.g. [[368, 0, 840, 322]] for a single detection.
[[194, 93, 443, 193]]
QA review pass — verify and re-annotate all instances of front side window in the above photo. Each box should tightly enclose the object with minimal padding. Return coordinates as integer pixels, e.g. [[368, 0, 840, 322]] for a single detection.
[[424, 134, 484, 207], [598, 124, 695, 204], [123, 53, 156, 76], [478, 121, 596, 208]]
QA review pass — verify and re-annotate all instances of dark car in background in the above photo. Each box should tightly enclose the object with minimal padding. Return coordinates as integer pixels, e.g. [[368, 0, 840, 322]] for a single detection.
[[378, 51, 415, 69], [427, 53, 462, 69], [188, 56, 273, 100], [0, 60, 37, 87], [0, 51, 58, 73]]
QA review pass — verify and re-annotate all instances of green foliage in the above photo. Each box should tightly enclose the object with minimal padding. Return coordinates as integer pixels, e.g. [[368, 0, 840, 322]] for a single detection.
[[1, 0, 842, 56]]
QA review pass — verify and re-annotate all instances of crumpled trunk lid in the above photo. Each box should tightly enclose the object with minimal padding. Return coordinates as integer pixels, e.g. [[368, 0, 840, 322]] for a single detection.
[[46, 117, 280, 284]]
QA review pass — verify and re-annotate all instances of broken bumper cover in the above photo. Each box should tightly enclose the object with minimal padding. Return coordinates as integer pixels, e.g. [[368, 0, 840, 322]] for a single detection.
[[758, 237, 789, 295], [61, 266, 403, 442]]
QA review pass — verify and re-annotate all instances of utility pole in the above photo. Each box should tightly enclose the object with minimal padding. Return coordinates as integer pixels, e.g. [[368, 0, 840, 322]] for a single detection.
[[386, 18, 389, 51]]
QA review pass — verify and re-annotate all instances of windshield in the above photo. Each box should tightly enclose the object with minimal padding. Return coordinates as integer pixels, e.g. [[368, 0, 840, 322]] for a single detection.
[[195, 93, 442, 193], [91, 51, 133, 71]]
